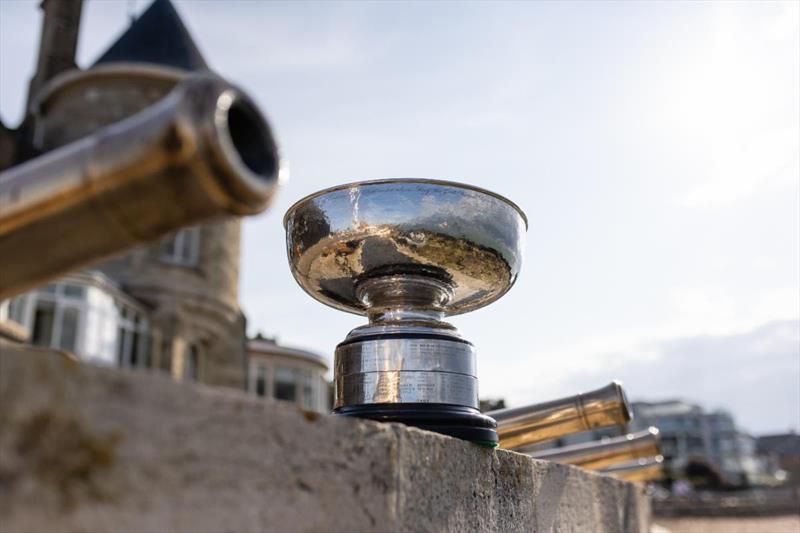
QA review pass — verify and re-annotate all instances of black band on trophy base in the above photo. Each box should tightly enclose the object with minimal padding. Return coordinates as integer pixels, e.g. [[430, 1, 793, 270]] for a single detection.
[[336, 332, 474, 347], [335, 404, 499, 446]]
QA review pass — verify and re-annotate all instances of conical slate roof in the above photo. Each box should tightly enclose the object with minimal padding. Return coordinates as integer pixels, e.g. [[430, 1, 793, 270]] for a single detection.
[[93, 0, 208, 71]]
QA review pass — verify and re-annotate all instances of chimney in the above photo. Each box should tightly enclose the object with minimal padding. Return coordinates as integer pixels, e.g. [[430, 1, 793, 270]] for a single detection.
[[26, 0, 84, 114]]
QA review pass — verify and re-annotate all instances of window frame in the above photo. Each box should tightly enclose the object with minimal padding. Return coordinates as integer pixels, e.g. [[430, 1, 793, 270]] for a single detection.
[[4, 294, 32, 327], [274, 366, 297, 402], [159, 227, 201, 267], [115, 299, 149, 369], [183, 344, 200, 381], [29, 285, 86, 354]]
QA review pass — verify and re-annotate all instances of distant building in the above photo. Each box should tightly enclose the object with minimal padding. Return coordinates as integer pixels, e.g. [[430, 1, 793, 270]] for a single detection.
[[479, 398, 506, 412], [627, 400, 792, 488], [0, 272, 149, 369], [757, 433, 800, 486], [526, 398, 785, 488], [628, 401, 750, 486], [247, 335, 330, 413]]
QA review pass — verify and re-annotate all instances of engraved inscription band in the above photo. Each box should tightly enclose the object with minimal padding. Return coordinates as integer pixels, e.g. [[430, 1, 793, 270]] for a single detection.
[[335, 370, 479, 409], [336, 337, 477, 377], [334, 336, 480, 408]]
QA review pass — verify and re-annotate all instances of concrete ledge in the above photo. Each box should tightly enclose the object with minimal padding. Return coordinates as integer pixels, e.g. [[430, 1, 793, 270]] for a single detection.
[[0, 343, 650, 532]]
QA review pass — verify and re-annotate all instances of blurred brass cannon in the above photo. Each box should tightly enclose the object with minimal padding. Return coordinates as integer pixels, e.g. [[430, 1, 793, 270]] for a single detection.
[[0, 74, 281, 300], [529, 427, 661, 470], [487, 381, 632, 450], [600, 455, 665, 483]]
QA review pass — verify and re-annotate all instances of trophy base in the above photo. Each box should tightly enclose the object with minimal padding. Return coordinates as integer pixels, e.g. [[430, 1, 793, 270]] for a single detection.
[[335, 403, 499, 447]]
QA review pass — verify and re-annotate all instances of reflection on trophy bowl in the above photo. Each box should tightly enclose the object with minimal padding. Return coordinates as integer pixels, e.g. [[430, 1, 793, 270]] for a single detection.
[[284, 179, 527, 318], [284, 179, 527, 445]]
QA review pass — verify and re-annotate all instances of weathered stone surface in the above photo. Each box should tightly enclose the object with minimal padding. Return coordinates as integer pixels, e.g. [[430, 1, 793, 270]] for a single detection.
[[0, 343, 650, 532]]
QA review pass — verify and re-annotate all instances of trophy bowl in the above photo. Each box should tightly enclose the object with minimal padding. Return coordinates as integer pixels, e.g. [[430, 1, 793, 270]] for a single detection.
[[284, 178, 527, 445], [284, 178, 527, 317]]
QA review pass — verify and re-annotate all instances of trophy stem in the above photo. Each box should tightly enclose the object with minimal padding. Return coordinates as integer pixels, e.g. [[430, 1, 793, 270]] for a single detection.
[[356, 275, 452, 324]]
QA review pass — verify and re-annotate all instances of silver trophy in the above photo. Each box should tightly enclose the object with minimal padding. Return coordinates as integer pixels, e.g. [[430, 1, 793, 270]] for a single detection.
[[284, 179, 527, 445]]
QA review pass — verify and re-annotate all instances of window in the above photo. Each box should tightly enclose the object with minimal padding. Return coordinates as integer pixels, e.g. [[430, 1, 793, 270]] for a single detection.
[[253, 365, 267, 397], [302, 369, 314, 410], [248, 362, 270, 398], [32, 301, 55, 346], [129, 323, 140, 367], [31, 298, 82, 353], [184, 344, 199, 381], [62, 284, 85, 299], [21, 280, 150, 366], [40, 284, 56, 294], [30, 282, 87, 350], [160, 227, 200, 266], [116, 301, 147, 369], [59, 307, 79, 352], [274, 367, 296, 401], [7, 296, 29, 325]]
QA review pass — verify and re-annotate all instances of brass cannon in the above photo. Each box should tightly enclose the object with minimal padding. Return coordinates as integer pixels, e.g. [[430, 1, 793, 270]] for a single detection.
[[487, 381, 632, 450], [528, 427, 662, 471], [0, 74, 281, 300], [600, 455, 665, 482]]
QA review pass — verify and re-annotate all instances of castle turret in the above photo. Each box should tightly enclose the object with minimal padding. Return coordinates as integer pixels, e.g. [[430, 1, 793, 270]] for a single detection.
[[26, 0, 84, 114], [28, 0, 248, 388]]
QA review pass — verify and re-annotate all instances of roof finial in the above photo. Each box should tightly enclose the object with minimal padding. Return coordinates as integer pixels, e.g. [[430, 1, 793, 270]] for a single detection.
[[127, 0, 137, 24]]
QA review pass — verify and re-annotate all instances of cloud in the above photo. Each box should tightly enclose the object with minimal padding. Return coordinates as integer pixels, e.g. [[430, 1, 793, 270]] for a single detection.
[[481, 284, 800, 404], [559, 320, 800, 435], [677, 2, 799, 208]]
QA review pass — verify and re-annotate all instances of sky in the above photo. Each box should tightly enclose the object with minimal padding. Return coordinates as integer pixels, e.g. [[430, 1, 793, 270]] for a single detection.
[[1, 0, 798, 434]]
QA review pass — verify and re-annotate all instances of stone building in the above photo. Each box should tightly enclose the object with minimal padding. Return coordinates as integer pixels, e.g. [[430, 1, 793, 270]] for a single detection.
[[625, 401, 786, 487], [520, 398, 787, 488], [629, 401, 736, 485], [247, 334, 330, 413], [757, 432, 800, 486], [0, 0, 248, 388]]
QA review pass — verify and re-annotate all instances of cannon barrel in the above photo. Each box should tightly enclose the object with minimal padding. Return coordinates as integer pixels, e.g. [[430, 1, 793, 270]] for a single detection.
[[528, 427, 661, 470], [487, 381, 632, 450], [600, 455, 664, 483], [0, 74, 281, 300]]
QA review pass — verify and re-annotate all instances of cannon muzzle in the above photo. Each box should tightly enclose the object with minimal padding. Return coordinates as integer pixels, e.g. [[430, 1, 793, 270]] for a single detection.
[[0, 74, 281, 300], [487, 381, 632, 450], [528, 427, 661, 470], [600, 455, 664, 483]]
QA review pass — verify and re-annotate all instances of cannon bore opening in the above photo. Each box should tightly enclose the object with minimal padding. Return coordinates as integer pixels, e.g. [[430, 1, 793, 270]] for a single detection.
[[225, 97, 278, 182]]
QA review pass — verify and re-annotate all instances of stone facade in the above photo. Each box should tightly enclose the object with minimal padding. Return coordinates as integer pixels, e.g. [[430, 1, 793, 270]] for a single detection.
[[0, 1, 249, 390]]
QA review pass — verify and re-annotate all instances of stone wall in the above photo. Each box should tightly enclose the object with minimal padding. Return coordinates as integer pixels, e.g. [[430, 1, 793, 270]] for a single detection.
[[0, 342, 650, 532]]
